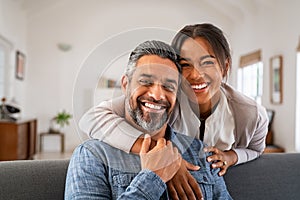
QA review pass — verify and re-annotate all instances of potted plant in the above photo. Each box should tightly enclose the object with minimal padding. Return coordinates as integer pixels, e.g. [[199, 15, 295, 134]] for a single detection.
[[49, 110, 72, 133]]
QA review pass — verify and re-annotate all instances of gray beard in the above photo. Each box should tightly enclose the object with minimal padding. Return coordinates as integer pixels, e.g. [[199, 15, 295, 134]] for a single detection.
[[125, 98, 168, 134]]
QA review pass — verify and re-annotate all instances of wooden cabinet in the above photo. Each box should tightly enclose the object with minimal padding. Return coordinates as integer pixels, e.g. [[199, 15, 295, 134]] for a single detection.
[[264, 130, 285, 153], [0, 118, 37, 161]]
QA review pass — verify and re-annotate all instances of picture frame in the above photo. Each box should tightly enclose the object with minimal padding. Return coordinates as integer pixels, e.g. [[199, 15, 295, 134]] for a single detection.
[[270, 55, 283, 104], [16, 50, 25, 80]]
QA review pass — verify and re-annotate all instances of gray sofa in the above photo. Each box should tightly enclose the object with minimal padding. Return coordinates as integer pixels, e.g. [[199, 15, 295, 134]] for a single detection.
[[0, 153, 300, 200]]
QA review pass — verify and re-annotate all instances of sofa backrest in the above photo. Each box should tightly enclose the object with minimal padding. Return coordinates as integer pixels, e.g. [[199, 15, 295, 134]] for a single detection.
[[0, 159, 69, 200], [0, 154, 300, 200], [224, 153, 300, 200]]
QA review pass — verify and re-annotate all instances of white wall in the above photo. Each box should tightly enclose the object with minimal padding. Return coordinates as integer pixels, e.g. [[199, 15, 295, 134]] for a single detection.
[[2, 0, 299, 152], [0, 0, 27, 110], [230, 0, 300, 152], [25, 0, 234, 151]]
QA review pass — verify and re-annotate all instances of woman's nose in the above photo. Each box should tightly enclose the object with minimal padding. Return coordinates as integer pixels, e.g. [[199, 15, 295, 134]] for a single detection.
[[189, 67, 204, 79]]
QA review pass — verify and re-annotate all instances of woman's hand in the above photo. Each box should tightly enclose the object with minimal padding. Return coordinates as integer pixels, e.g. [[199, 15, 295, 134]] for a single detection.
[[204, 147, 238, 176], [166, 159, 203, 200]]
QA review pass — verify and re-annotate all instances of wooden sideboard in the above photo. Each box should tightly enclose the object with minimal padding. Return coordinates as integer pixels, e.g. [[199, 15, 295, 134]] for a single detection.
[[0, 118, 37, 161]]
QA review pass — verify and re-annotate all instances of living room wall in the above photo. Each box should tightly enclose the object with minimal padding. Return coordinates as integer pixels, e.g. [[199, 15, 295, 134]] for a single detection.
[[24, 0, 234, 151], [1, 0, 299, 153], [0, 0, 27, 110], [229, 0, 300, 152]]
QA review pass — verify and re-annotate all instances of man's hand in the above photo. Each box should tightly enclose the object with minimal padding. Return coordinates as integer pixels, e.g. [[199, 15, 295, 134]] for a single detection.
[[204, 147, 238, 176], [140, 134, 182, 183], [167, 159, 203, 200]]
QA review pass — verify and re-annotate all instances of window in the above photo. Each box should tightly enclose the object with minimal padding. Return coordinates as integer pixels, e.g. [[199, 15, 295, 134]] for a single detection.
[[237, 50, 263, 104], [0, 35, 13, 99], [296, 41, 300, 152], [0, 48, 4, 96]]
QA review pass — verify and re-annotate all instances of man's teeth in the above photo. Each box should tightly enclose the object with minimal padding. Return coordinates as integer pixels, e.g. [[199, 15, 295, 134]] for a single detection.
[[192, 83, 208, 90], [145, 102, 162, 110]]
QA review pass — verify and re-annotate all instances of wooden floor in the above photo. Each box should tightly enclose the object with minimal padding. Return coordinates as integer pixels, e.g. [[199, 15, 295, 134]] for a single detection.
[[33, 151, 73, 160]]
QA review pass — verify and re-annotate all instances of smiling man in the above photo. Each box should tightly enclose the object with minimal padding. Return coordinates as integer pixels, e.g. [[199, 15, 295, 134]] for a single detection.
[[65, 40, 232, 200]]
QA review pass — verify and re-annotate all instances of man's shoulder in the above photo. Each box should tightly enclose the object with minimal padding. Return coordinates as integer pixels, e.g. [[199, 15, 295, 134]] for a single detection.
[[83, 138, 130, 152], [78, 139, 123, 158], [81, 139, 108, 149], [171, 130, 204, 153]]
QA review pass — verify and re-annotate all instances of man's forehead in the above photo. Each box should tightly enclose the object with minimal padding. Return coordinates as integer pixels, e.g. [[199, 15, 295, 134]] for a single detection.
[[134, 64, 179, 80], [136, 55, 178, 70]]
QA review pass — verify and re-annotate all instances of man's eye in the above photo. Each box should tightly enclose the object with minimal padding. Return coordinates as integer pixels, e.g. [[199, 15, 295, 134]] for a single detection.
[[163, 84, 176, 92], [139, 79, 152, 85]]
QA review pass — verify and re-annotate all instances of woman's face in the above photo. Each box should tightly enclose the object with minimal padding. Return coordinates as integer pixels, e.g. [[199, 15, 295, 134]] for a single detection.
[[179, 37, 224, 107]]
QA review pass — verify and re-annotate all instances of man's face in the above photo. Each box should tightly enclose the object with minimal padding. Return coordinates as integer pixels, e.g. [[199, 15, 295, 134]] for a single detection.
[[122, 55, 179, 135]]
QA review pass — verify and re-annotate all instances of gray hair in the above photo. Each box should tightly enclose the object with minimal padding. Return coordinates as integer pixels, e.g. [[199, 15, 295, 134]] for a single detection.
[[125, 40, 181, 78]]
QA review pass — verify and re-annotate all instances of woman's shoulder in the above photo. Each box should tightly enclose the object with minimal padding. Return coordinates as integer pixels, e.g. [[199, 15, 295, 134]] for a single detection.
[[221, 83, 268, 128], [222, 83, 258, 107]]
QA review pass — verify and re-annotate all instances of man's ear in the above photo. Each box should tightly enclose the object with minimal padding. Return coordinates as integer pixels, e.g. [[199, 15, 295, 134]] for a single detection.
[[121, 75, 128, 93]]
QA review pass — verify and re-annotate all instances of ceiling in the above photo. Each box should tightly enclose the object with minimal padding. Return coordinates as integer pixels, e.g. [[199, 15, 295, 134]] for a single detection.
[[17, 0, 276, 25]]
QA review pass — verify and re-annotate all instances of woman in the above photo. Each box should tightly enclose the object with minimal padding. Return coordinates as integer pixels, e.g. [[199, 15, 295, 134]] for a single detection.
[[79, 23, 268, 175]]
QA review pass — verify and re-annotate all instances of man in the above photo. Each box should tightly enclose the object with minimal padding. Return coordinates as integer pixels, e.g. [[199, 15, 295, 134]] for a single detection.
[[65, 40, 232, 199]]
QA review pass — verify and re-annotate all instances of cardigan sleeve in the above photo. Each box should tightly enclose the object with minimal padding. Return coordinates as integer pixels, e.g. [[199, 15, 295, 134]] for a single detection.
[[78, 95, 142, 153], [233, 104, 268, 164]]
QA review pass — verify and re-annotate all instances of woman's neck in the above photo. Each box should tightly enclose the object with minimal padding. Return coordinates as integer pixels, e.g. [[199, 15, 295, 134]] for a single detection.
[[190, 91, 221, 120]]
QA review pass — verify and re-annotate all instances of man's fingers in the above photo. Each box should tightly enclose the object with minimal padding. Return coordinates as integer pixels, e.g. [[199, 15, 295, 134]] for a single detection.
[[140, 134, 151, 154], [156, 138, 167, 148]]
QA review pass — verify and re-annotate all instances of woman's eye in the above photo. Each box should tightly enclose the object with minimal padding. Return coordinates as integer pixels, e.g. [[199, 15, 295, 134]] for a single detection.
[[201, 60, 215, 66], [180, 62, 191, 68]]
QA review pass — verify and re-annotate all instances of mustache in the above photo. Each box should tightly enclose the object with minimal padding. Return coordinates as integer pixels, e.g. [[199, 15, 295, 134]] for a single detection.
[[137, 96, 171, 108]]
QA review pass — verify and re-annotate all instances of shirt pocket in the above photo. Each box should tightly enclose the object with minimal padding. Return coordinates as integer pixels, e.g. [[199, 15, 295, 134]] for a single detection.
[[190, 170, 216, 200], [111, 171, 137, 198]]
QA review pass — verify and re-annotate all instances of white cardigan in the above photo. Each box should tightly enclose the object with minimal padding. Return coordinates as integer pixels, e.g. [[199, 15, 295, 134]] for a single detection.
[[79, 83, 268, 165]]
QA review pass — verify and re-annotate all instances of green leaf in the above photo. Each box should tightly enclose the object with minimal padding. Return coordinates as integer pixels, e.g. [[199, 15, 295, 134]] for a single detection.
[[54, 110, 72, 127]]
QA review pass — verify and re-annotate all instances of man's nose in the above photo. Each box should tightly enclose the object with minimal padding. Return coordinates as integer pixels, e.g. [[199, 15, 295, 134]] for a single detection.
[[148, 83, 166, 101]]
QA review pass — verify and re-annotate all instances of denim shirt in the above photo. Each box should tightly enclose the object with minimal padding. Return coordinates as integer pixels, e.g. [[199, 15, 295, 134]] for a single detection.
[[65, 127, 232, 200]]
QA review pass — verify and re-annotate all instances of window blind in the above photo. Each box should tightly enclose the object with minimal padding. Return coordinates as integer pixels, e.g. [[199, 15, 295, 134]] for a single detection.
[[239, 50, 261, 68]]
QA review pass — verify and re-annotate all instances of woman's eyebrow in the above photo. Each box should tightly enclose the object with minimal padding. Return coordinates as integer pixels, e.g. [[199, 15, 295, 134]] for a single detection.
[[179, 57, 190, 62], [200, 55, 216, 61], [179, 55, 215, 62]]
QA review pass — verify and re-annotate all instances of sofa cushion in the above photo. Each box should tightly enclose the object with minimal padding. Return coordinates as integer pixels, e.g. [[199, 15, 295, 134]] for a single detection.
[[224, 153, 300, 200], [0, 154, 300, 200], [0, 159, 69, 200]]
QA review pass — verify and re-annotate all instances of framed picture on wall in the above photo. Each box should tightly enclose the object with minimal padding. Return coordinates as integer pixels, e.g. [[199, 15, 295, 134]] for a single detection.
[[270, 55, 283, 104], [16, 50, 25, 80]]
